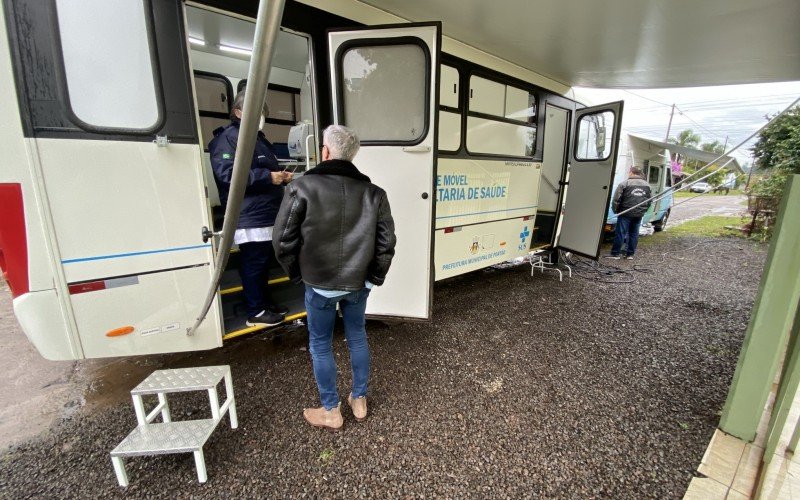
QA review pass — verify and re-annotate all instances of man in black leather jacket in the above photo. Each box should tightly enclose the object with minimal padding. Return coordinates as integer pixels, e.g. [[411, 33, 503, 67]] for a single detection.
[[273, 125, 396, 431]]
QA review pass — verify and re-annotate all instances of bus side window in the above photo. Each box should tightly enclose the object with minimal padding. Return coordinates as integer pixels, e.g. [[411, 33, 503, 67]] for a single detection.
[[439, 64, 461, 152], [466, 75, 537, 158], [56, 0, 163, 133], [237, 79, 301, 158], [194, 72, 233, 150]]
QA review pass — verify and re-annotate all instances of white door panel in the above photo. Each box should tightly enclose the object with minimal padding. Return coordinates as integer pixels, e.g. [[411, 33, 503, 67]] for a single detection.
[[329, 24, 441, 319], [37, 140, 212, 283], [557, 101, 624, 258]]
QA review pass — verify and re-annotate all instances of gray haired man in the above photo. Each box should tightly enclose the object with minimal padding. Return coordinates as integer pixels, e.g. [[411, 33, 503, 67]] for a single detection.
[[273, 125, 396, 431]]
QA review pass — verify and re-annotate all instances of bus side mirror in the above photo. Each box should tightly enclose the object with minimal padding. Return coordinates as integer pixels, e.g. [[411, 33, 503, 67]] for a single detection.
[[596, 127, 607, 155]]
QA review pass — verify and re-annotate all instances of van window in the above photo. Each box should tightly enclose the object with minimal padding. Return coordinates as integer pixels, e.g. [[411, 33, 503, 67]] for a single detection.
[[575, 110, 615, 161], [339, 42, 428, 143], [649, 166, 661, 184], [55, 0, 161, 131]]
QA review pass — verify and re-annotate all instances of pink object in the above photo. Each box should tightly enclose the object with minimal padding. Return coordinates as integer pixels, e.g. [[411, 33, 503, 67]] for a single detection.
[[671, 161, 683, 174]]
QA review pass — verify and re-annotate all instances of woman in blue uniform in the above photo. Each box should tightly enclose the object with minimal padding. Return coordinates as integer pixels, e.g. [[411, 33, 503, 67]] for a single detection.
[[209, 90, 291, 326]]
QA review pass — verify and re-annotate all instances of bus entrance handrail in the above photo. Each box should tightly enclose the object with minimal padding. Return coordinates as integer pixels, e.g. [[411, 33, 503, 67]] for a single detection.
[[188, 0, 287, 337]]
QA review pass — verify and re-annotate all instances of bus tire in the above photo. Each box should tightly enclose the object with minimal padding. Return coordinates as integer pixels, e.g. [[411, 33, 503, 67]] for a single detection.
[[654, 210, 669, 232]]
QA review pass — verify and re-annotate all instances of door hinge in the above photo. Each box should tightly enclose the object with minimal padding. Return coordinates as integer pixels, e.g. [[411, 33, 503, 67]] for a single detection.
[[153, 135, 170, 147]]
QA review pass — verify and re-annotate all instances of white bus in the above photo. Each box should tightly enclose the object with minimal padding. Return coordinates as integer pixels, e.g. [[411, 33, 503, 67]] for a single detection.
[[2, 0, 779, 360]]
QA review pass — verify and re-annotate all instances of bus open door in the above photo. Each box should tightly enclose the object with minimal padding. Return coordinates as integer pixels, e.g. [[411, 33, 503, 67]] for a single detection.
[[3, 0, 222, 359], [556, 102, 624, 259], [327, 23, 441, 320]]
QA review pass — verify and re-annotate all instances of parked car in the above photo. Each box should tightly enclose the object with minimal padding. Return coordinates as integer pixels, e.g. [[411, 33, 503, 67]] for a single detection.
[[690, 182, 712, 193]]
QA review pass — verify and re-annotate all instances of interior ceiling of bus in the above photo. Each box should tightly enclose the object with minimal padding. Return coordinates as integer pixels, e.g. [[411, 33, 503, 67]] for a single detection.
[[186, 6, 308, 73], [359, 0, 800, 88]]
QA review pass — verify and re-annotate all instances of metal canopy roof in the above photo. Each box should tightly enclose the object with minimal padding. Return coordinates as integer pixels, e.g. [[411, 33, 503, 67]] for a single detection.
[[359, 0, 800, 88], [628, 135, 745, 174]]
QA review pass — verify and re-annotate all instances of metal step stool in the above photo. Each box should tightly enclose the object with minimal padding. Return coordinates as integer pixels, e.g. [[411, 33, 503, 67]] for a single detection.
[[110, 365, 237, 487]]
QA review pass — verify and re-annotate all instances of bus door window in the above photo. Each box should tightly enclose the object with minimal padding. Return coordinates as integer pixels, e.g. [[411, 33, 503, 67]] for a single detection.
[[575, 111, 615, 161]]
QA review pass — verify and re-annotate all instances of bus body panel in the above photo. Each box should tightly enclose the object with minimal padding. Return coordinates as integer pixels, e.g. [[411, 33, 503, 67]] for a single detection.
[[435, 217, 536, 281], [35, 140, 212, 284], [71, 265, 221, 358], [13, 290, 77, 360], [435, 159, 541, 229]]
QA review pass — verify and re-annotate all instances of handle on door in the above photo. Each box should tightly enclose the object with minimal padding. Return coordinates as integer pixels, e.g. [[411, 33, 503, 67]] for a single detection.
[[602, 186, 608, 190], [421, 192, 429, 199], [402, 145, 431, 153]]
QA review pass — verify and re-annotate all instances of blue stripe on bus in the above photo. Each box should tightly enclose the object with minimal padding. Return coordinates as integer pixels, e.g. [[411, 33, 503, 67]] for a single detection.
[[435, 206, 537, 220], [62, 244, 212, 264]]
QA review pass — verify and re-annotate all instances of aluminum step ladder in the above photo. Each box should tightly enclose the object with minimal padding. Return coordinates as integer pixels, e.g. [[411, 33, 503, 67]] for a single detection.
[[110, 365, 237, 486]]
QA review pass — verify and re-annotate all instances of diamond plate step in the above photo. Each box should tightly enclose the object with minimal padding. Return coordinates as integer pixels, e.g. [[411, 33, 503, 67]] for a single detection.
[[111, 420, 216, 457], [131, 366, 228, 395]]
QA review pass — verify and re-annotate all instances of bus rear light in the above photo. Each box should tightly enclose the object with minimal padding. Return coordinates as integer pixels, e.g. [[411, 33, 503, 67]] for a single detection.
[[0, 184, 28, 298], [444, 227, 454, 233]]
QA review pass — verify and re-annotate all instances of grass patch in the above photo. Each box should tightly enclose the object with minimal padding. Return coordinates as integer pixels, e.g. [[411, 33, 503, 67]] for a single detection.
[[643, 215, 748, 245], [667, 216, 746, 237], [672, 190, 743, 198], [319, 448, 335, 464]]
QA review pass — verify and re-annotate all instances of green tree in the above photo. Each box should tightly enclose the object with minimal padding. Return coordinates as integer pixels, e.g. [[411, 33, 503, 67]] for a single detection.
[[701, 140, 725, 154], [752, 105, 800, 175], [749, 105, 800, 235], [669, 129, 701, 148]]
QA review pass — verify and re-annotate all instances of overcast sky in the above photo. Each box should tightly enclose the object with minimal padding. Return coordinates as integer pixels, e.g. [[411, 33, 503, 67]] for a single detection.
[[574, 81, 800, 166]]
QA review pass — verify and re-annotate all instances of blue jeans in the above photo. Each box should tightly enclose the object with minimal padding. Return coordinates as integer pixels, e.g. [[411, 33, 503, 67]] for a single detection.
[[304, 285, 371, 410], [611, 215, 643, 257], [238, 241, 273, 316]]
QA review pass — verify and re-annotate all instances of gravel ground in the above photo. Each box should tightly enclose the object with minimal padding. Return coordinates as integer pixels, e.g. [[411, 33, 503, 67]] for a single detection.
[[0, 235, 766, 498]]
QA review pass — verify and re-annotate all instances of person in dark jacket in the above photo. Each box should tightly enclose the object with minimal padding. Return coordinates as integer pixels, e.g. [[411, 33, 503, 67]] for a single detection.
[[606, 166, 652, 260], [273, 125, 396, 431], [209, 90, 291, 327]]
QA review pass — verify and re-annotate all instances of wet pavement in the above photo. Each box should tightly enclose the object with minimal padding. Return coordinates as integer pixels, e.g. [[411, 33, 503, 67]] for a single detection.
[[0, 234, 767, 498], [668, 193, 747, 226]]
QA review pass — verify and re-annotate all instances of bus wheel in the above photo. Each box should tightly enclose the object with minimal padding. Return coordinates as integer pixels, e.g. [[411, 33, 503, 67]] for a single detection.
[[654, 210, 669, 232]]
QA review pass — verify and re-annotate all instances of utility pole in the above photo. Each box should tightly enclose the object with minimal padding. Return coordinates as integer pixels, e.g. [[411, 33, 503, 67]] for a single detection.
[[746, 153, 755, 190], [664, 104, 676, 143], [723, 135, 729, 151]]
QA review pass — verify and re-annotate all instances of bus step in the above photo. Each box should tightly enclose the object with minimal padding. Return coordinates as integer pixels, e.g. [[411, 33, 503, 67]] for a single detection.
[[110, 366, 237, 487]]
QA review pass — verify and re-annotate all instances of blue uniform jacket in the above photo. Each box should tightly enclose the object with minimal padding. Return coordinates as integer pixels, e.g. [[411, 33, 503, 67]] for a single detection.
[[208, 120, 284, 229]]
